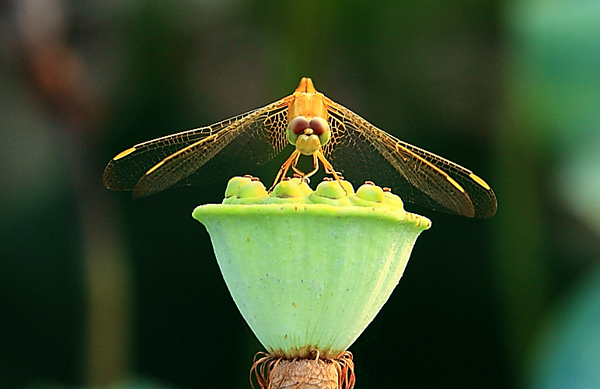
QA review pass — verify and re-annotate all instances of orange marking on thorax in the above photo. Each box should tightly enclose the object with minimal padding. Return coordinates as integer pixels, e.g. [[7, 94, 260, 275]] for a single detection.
[[288, 77, 328, 122]]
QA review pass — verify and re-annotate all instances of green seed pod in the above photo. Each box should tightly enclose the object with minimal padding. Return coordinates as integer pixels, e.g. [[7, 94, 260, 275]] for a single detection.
[[268, 179, 311, 203], [290, 177, 313, 196], [309, 180, 353, 206], [193, 177, 430, 359], [383, 190, 404, 209], [349, 182, 387, 207], [229, 179, 269, 204], [223, 176, 253, 204]]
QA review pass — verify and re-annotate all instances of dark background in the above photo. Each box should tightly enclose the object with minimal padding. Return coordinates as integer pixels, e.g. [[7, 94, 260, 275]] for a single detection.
[[1, 0, 600, 388]]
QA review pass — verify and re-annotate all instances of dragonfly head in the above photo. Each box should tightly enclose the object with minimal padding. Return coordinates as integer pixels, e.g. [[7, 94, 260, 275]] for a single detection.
[[287, 116, 331, 155]]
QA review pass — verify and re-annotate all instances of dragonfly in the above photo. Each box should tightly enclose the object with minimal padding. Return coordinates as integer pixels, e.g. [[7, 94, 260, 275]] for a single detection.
[[103, 77, 497, 218]]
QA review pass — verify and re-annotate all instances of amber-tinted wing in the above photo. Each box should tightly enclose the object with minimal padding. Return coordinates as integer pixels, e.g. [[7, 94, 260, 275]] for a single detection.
[[103, 99, 290, 198], [323, 99, 497, 218]]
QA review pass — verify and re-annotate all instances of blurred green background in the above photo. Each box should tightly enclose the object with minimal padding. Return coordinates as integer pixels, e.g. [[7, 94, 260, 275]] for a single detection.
[[1, 0, 599, 388]]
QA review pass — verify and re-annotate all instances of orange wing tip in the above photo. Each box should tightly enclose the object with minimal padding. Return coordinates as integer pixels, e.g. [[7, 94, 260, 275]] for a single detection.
[[469, 173, 492, 191], [294, 77, 317, 94], [113, 147, 136, 160]]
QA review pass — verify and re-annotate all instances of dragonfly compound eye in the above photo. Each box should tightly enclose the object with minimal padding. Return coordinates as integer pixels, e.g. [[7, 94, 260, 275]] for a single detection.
[[289, 116, 309, 135], [308, 117, 329, 136]]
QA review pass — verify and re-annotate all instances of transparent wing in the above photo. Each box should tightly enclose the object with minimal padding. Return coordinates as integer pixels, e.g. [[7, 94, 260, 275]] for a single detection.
[[103, 99, 290, 197], [323, 99, 497, 218]]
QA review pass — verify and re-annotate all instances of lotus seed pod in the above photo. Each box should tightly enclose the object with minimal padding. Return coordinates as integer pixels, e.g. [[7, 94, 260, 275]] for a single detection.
[[228, 179, 269, 204], [309, 180, 354, 206], [269, 179, 311, 203], [193, 176, 430, 359], [290, 177, 314, 196], [383, 189, 404, 209], [224, 176, 252, 200]]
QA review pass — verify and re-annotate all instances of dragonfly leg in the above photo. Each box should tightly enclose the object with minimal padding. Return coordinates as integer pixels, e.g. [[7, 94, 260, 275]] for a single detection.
[[270, 150, 302, 191], [291, 153, 320, 180], [316, 150, 346, 192]]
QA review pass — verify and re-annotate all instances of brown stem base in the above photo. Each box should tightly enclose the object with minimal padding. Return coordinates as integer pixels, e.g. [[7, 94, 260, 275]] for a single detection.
[[251, 350, 355, 389]]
